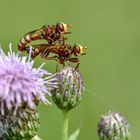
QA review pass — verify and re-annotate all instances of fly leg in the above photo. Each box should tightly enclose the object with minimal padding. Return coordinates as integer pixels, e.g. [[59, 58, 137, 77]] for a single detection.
[[41, 54, 59, 72], [69, 58, 80, 70], [55, 62, 65, 72], [26, 44, 50, 58], [41, 49, 59, 71], [62, 37, 68, 45], [62, 63, 65, 68], [57, 36, 68, 45], [41, 50, 58, 61], [27, 48, 42, 58]]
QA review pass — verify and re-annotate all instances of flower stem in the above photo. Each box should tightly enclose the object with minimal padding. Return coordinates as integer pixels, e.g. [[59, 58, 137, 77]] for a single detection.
[[62, 110, 68, 140], [31, 135, 42, 140]]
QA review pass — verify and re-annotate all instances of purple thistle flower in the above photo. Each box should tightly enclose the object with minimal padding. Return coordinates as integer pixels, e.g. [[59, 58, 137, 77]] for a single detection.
[[0, 44, 58, 115]]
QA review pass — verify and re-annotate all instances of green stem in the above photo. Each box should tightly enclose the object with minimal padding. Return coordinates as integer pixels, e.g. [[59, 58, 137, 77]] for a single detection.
[[31, 135, 42, 140], [62, 110, 68, 140]]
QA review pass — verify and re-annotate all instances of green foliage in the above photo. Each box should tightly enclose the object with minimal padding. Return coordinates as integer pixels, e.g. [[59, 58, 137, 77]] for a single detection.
[[68, 128, 80, 140]]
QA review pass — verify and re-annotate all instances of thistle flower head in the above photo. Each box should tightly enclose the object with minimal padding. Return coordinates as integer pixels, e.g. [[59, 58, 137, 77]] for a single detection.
[[52, 66, 85, 111], [0, 45, 57, 115], [3, 110, 40, 140], [98, 112, 130, 140]]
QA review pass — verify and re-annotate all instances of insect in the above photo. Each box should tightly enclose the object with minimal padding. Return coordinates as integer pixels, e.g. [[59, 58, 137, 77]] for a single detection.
[[18, 22, 71, 52], [26, 43, 87, 71]]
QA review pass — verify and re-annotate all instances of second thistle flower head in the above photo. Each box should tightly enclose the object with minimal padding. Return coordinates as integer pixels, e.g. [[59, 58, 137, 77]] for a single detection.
[[98, 112, 130, 140], [52, 66, 85, 111], [0, 45, 57, 115], [3, 110, 40, 140]]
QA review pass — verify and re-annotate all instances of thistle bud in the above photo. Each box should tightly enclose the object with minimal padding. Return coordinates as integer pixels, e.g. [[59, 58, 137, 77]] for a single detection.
[[4, 110, 40, 140], [52, 66, 85, 111], [98, 112, 130, 140]]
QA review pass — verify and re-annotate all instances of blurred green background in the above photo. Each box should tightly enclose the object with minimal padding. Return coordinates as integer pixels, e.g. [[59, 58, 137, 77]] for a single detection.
[[0, 0, 140, 139]]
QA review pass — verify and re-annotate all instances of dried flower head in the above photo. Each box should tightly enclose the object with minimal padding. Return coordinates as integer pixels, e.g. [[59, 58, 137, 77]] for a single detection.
[[98, 112, 130, 140], [52, 66, 85, 111], [0, 45, 57, 115]]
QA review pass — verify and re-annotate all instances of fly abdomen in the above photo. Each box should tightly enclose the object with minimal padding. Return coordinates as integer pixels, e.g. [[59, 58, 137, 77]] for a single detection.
[[18, 35, 31, 51], [18, 29, 43, 52]]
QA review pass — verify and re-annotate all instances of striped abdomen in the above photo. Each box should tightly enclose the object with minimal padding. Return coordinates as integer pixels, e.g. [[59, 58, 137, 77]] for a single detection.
[[18, 29, 43, 52]]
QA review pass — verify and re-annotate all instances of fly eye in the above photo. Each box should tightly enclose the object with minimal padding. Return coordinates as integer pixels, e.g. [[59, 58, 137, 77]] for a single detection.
[[76, 46, 80, 54], [56, 23, 64, 33], [74, 46, 80, 56]]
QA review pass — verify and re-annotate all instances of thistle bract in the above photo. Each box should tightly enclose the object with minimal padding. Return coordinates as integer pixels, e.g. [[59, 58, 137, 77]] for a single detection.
[[3, 110, 40, 140], [98, 112, 130, 140], [0, 114, 17, 139], [52, 66, 85, 111], [0, 45, 58, 115]]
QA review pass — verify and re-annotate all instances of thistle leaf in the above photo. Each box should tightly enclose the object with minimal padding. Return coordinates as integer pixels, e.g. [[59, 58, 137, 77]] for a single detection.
[[68, 128, 80, 140]]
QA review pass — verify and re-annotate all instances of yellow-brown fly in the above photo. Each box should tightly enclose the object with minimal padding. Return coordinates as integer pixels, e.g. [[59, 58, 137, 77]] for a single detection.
[[26, 44, 87, 70], [18, 22, 71, 51]]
